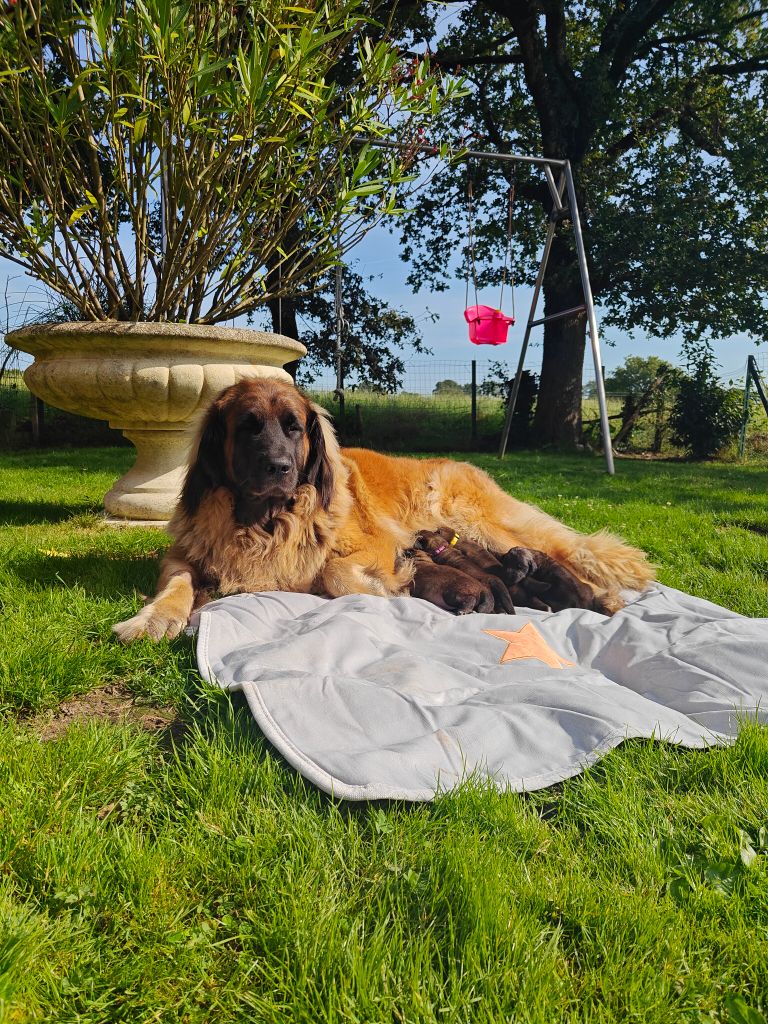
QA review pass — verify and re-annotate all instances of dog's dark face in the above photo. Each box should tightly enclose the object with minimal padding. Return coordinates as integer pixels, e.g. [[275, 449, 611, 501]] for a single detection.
[[181, 377, 335, 527]]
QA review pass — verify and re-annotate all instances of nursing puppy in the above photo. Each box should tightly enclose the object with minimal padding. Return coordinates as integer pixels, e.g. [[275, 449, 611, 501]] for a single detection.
[[431, 527, 600, 613], [408, 551, 495, 615], [113, 377, 653, 642], [414, 530, 516, 613]]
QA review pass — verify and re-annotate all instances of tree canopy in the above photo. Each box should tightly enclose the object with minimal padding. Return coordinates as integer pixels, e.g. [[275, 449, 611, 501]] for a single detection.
[[0, 0, 461, 323], [605, 355, 676, 396], [389, 0, 768, 446]]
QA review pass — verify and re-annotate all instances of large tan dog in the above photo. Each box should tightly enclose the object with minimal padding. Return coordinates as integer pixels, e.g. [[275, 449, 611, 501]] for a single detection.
[[113, 377, 654, 642]]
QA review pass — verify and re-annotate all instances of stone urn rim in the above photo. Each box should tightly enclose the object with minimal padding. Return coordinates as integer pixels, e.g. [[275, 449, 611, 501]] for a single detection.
[[11, 319, 307, 521], [8, 319, 307, 362]]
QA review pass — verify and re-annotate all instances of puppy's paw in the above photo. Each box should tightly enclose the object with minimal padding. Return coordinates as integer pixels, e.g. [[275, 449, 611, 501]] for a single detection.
[[488, 577, 515, 614], [112, 606, 187, 643]]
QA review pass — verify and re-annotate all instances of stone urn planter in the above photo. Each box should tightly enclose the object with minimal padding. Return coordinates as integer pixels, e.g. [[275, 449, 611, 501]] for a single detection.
[[8, 321, 306, 522]]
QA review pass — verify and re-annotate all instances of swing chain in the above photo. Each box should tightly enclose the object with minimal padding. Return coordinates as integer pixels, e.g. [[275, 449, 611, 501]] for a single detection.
[[498, 172, 516, 318], [465, 162, 517, 319], [465, 166, 480, 314]]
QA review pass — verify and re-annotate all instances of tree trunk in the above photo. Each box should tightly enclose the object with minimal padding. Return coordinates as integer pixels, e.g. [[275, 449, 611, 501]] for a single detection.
[[267, 295, 302, 381], [532, 233, 587, 447]]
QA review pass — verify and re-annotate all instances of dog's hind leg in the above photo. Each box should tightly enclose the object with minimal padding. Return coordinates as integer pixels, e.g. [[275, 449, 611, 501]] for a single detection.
[[113, 548, 199, 643]]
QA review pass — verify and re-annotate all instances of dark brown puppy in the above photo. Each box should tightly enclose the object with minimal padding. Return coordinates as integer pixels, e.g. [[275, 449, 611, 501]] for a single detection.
[[408, 551, 495, 615], [414, 530, 515, 613], [434, 528, 600, 613], [435, 527, 508, 576], [501, 546, 603, 613], [433, 528, 551, 611]]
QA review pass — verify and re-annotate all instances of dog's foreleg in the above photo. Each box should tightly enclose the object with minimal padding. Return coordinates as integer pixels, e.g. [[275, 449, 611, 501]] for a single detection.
[[317, 552, 413, 599], [113, 549, 199, 643]]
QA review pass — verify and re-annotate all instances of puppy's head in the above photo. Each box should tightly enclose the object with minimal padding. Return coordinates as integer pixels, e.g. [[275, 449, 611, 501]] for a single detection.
[[181, 377, 338, 525], [413, 530, 451, 556]]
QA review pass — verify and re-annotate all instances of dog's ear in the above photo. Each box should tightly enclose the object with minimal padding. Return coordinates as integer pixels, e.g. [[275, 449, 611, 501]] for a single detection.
[[180, 401, 228, 517], [304, 404, 336, 510]]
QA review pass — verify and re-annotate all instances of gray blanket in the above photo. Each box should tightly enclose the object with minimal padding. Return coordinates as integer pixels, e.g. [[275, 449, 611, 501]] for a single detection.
[[193, 585, 768, 801]]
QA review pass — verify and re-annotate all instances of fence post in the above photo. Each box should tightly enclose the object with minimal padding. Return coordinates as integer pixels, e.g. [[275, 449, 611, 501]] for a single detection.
[[30, 394, 44, 446], [738, 357, 752, 459], [652, 394, 665, 453], [471, 359, 477, 446]]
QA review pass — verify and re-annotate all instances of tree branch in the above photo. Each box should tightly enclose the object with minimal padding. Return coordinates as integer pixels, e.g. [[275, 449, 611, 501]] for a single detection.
[[604, 105, 673, 159], [705, 55, 768, 76], [635, 7, 768, 60], [426, 51, 525, 68], [603, 0, 681, 85]]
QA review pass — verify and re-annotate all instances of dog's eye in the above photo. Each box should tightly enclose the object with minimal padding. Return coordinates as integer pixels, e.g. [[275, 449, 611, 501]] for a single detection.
[[239, 413, 263, 435], [285, 418, 303, 435]]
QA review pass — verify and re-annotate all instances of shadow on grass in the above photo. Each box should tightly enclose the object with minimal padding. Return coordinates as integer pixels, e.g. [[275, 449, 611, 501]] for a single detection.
[[8, 549, 160, 597], [0, 446, 131, 473], [0, 499, 101, 526]]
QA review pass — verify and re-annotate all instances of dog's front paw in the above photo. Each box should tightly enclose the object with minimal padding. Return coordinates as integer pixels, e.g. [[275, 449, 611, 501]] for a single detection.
[[291, 485, 318, 516], [112, 605, 187, 643]]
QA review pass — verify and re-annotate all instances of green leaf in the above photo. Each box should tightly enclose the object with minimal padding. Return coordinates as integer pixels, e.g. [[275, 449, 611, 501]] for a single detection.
[[133, 113, 149, 142], [723, 994, 768, 1024], [701, 860, 741, 895], [68, 205, 95, 226], [739, 830, 758, 867], [667, 875, 692, 901], [372, 809, 393, 836]]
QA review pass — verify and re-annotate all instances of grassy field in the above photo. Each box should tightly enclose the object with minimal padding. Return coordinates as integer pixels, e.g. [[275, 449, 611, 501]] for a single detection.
[[0, 446, 767, 1022], [4, 371, 768, 457]]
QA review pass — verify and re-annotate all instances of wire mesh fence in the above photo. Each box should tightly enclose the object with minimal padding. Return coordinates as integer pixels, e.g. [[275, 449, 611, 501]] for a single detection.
[[1, 355, 766, 459], [0, 367, 127, 449], [302, 359, 508, 397], [306, 359, 512, 451]]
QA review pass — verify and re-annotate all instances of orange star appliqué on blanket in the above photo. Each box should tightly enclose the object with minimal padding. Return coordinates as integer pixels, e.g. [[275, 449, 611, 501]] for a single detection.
[[483, 622, 575, 669]]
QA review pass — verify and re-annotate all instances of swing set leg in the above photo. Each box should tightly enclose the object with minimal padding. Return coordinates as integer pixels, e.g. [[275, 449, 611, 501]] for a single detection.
[[498, 164, 614, 475]]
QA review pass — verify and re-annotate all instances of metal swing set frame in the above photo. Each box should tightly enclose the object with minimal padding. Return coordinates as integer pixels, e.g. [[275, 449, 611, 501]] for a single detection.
[[345, 141, 616, 474]]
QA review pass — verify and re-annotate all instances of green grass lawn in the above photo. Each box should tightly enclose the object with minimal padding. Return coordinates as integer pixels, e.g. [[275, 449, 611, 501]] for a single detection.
[[0, 446, 767, 1023]]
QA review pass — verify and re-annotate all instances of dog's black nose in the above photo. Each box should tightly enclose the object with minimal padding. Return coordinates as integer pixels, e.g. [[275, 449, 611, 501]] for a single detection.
[[267, 458, 292, 477]]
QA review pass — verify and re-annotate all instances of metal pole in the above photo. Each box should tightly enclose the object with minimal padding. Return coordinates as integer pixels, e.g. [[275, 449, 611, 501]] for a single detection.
[[471, 359, 477, 445], [739, 356, 753, 459], [30, 394, 44, 445], [499, 173, 566, 457], [497, 221, 554, 457], [563, 162, 615, 475], [749, 355, 768, 415], [360, 137, 567, 169]]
